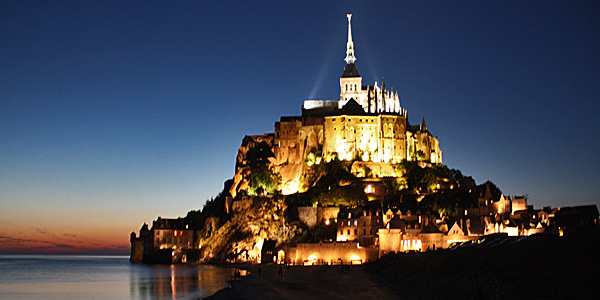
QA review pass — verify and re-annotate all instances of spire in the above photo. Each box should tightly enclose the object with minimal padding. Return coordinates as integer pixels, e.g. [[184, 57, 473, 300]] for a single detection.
[[345, 14, 356, 64], [421, 116, 427, 131]]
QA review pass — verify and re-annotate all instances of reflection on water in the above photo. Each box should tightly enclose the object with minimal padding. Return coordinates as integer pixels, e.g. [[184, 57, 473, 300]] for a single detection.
[[130, 263, 232, 299], [0, 255, 231, 300]]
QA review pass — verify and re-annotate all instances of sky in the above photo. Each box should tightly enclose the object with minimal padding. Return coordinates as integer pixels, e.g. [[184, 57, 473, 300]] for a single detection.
[[1, 1, 598, 255]]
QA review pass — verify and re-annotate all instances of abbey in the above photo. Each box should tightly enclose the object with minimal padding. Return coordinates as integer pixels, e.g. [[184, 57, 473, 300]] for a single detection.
[[230, 14, 441, 197]]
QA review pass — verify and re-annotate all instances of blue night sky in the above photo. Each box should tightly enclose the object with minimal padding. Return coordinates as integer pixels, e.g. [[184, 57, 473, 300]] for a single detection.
[[1, 1, 599, 254]]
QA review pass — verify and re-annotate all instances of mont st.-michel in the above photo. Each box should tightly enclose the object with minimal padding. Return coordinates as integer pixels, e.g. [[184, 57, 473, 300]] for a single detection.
[[130, 14, 599, 299]]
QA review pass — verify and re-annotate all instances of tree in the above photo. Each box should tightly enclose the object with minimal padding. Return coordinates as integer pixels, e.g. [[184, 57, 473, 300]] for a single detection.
[[248, 163, 280, 196]]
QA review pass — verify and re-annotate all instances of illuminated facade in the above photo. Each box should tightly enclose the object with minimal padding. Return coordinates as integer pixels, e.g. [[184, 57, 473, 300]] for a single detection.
[[336, 205, 382, 246], [129, 217, 201, 264], [231, 14, 442, 197], [286, 241, 379, 265]]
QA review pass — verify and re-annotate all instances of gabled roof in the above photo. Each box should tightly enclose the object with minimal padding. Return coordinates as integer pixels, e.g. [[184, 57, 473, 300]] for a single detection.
[[420, 222, 442, 234], [341, 98, 366, 115], [448, 222, 465, 236], [388, 215, 405, 229]]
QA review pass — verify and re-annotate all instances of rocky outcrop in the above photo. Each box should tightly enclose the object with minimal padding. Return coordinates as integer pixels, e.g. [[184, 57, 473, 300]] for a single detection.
[[229, 134, 276, 198]]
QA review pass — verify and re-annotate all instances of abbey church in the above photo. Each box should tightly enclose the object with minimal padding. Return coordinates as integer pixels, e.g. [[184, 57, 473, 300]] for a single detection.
[[230, 14, 442, 198]]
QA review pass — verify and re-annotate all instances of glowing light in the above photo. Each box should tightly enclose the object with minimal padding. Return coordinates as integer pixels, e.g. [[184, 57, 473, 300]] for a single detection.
[[325, 219, 330, 225], [351, 255, 360, 261]]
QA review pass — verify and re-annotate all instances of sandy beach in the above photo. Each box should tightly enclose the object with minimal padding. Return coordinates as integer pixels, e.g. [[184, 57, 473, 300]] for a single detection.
[[205, 264, 400, 300]]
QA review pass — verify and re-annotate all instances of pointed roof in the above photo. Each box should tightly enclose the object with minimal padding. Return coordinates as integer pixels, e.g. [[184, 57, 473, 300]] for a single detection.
[[420, 222, 442, 234], [341, 98, 365, 115], [388, 215, 405, 229], [342, 63, 360, 78], [341, 14, 360, 78], [420, 116, 427, 131], [448, 222, 465, 236], [344, 14, 356, 64]]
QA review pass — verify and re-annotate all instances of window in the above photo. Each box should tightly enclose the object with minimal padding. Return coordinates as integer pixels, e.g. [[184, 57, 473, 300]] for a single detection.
[[347, 221, 351, 226], [363, 229, 366, 235], [354, 229, 358, 235], [354, 220, 358, 227], [347, 230, 350, 235]]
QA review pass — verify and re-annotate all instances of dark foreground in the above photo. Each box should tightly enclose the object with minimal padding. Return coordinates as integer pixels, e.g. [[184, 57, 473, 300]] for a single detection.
[[207, 233, 599, 300], [206, 263, 399, 300], [369, 232, 600, 300]]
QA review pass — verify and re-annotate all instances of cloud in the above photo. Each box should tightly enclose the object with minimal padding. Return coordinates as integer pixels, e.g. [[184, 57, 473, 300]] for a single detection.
[[32, 227, 48, 235], [0, 235, 42, 245], [1, 231, 130, 255]]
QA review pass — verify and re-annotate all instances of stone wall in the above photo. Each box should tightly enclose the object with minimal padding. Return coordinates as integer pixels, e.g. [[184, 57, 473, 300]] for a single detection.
[[297, 206, 341, 228], [297, 207, 317, 227], [286, 241, 378, 265]]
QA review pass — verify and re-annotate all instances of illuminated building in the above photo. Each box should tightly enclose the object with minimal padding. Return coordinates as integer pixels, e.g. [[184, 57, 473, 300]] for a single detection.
[[230, 14, 442, 198], [130, 216, 201, 264], [336, 205, 382, 246]]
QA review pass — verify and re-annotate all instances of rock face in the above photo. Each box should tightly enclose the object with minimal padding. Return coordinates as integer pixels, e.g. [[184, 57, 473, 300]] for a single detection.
[[229, 134, 277, 199]]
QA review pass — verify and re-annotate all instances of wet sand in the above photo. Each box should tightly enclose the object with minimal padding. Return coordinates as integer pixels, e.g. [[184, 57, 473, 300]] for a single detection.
[[205, 264, 400, 300]]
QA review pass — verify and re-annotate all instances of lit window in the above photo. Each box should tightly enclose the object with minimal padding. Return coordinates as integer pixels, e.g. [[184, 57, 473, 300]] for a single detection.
[[354, 220, 357, 227], [347, 221, 351, 226]]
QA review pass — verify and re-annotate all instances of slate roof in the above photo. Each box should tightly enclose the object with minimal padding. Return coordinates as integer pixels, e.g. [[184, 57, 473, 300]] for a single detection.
[[342, 63, 360, 77], [420, 222, 442, 234], [388, 215, 405, 229], [341, 98, 366, 115]]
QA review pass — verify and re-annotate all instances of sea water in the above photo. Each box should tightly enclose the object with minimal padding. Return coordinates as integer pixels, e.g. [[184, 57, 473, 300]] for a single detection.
[[0, 255, 231, 300]]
